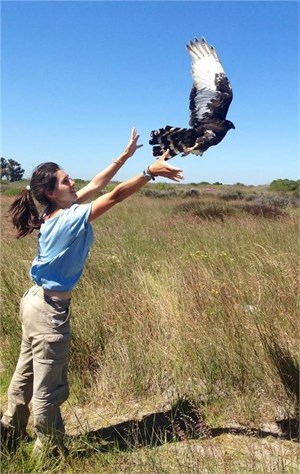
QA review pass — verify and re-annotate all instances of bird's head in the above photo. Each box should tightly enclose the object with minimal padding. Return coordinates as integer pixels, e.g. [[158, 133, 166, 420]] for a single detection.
[[226, 120, 235, 130]]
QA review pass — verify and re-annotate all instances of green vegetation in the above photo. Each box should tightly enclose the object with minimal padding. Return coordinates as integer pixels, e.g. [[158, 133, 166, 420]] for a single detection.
[[1, 185, 299, 473], [269, 179, 300, 195]]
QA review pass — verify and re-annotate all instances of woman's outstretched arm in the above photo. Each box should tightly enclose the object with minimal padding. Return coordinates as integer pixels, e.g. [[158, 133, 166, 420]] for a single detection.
[[76, 128, 143, 204], [88, 149, 184, 222]]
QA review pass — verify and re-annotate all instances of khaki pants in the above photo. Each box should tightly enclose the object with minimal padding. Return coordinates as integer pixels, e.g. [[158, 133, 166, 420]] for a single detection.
[[1, 285, 71, 450]]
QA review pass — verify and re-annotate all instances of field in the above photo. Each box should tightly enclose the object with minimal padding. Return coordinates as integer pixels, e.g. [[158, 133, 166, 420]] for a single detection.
[[0, 181, 299, 473]]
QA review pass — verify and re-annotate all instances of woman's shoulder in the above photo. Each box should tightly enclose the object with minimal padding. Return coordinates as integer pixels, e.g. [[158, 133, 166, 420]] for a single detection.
[[41, 203, 92, 234], [58, 202, 93, 232]]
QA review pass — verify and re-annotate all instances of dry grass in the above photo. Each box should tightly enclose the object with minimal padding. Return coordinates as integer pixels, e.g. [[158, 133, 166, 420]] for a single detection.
[[1, 189, 299, 473]]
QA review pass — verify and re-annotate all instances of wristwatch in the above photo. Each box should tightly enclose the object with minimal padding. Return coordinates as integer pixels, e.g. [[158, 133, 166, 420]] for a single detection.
[[143, 169, 155, 181]]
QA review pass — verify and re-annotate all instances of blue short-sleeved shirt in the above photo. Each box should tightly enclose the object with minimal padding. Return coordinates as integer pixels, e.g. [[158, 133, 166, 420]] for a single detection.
[[30, 203, 94, 291]]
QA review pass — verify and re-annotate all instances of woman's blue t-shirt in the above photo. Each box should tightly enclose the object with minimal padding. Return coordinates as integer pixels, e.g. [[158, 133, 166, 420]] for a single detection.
[[30, 203, 94, 291]]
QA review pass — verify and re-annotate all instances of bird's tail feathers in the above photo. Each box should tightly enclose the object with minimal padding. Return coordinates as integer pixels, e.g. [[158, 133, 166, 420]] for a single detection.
[[149, 126, 198, 158]]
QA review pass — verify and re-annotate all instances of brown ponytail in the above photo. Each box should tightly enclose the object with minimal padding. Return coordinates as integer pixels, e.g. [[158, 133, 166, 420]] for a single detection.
[[9, 162, 60, 239], [9, 190, 41, 238]]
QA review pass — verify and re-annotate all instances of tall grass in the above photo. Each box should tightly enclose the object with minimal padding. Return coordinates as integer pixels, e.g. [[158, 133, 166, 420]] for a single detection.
[[68, 199, 298, 414], [1, 192, 299, 472]]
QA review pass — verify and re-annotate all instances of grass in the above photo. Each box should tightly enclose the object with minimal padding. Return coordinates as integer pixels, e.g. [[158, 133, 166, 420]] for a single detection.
[[1, 185, 299, 472]]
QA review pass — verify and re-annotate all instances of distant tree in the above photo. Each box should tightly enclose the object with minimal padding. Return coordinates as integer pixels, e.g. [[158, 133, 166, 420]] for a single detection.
[[269, 179, 299, 193], [1, 157, 7, 179], [213, 181, 223, 186], [1, 157, 24, 182]]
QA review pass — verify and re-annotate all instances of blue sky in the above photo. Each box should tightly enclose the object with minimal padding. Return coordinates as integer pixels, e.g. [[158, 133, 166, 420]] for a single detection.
[[1, 1, 299, 185]]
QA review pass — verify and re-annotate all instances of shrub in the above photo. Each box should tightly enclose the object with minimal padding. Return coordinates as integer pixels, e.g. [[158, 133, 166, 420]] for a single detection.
[[183, 188, 200, 197], [269, 179, 300, 193], [174, 200, 238, 220], [142, 188, 178, 198], [219, 191, 245, 201], [241, 203, 287, 218]]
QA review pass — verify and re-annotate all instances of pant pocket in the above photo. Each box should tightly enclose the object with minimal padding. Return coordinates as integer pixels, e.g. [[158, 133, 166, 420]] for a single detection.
[[34, 334, 69, 365]]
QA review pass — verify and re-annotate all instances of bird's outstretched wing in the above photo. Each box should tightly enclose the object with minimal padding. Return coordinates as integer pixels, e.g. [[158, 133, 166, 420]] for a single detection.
[[187, 37, 233, 128]]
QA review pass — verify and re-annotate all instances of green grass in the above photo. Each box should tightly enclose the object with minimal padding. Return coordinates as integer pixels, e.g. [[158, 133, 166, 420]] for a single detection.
[[1, 188, 299, 473]]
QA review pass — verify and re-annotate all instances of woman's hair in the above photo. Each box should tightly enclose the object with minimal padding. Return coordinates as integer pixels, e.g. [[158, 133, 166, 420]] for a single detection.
[[9, 162, 60, 238]]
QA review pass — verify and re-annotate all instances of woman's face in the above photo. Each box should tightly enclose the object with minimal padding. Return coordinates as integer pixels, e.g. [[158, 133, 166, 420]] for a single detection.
[[48, 169, 77, 208]]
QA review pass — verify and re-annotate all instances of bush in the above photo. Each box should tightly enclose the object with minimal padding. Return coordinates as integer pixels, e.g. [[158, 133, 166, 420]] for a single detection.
[[269, 179, 300, 194], [241, 203, 287, 218], [219, 191, 245, 201], [184, 188, 200, 197], [174, 200, 238, 220], [219, 191, 298, 209], [142, 188, 178, 198]]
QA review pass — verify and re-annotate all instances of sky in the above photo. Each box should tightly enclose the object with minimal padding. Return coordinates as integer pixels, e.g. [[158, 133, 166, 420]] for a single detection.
[[1, 0, 299, 185]]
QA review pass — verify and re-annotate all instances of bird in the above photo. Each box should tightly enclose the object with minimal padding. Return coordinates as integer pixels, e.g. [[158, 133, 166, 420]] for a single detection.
[[149, 37, 235, 158]]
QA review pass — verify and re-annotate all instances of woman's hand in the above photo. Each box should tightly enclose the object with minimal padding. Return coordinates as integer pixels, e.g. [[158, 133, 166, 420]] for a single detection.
[[122, 128, 143, 160], [148, 150, 184, 182], [89, 148, 184, 221]]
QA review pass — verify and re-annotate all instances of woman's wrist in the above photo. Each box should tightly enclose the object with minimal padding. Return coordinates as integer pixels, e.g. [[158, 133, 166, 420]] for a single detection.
[[143, 166, 158, 181], [112, 153, 128, 166], [112, 159, 125, 166], [147, 165, 158, 178]]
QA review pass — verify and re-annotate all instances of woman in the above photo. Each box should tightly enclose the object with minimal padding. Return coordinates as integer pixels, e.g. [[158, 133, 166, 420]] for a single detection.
[[1, 129, 184, 455]]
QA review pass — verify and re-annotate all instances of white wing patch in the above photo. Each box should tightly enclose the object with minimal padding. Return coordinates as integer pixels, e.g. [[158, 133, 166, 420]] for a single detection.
[[187, 38, 226, 123]]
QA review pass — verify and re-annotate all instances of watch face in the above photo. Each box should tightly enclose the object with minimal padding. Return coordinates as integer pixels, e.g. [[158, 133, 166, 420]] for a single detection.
[[143, 170, 152, 181]]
